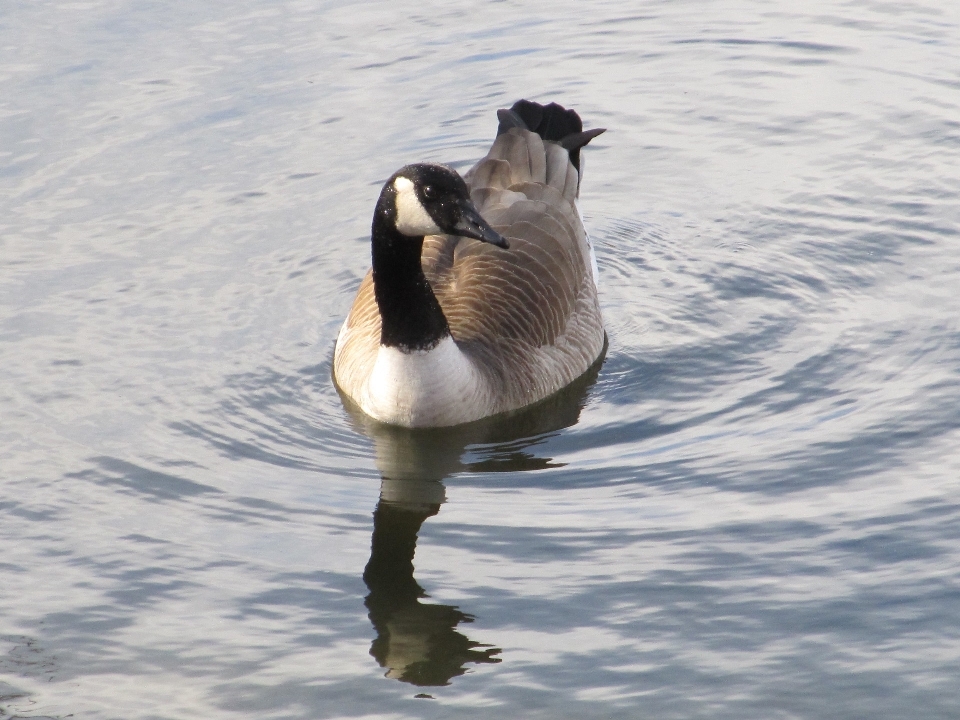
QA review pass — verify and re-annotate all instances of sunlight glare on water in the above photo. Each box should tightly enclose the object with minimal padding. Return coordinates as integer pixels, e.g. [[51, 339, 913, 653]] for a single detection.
[[2, 0, 960, 718]]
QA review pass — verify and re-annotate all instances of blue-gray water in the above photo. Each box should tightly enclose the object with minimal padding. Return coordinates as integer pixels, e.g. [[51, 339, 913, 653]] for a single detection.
[[2, 1, 960, 718]]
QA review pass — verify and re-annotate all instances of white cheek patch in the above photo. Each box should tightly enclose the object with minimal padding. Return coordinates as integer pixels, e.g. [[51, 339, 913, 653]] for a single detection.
[[393, 176, 442, 237]]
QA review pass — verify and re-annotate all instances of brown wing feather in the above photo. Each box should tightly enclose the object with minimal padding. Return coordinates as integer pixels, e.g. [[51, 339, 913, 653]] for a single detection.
[[333, 270, 380, 401], [421, 126, 603, 408]]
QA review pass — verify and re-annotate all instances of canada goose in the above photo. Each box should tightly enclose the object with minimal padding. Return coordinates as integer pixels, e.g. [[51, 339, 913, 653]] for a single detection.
[[334, 99, 606, 427]]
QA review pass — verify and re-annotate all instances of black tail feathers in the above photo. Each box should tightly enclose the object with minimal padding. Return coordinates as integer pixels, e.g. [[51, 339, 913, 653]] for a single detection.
[[496, 99, 605, 172]]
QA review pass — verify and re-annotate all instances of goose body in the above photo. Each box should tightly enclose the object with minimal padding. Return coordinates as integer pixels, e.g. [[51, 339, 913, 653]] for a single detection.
[[334, 100, 606, 427]]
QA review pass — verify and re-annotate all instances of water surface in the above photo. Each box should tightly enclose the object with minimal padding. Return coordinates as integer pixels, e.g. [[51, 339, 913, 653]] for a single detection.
[[2, 0, 960, 718]]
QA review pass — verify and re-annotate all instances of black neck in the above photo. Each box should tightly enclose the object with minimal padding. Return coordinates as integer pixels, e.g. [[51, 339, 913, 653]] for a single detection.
[[371, 194, 450, 351]]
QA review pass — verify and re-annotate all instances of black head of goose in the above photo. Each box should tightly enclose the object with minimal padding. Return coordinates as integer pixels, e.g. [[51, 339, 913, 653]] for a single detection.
[[334, 100, 606, 428]]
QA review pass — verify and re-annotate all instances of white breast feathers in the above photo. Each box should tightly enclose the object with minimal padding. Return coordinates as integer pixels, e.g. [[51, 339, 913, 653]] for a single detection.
[[359, 336, 489, 427]]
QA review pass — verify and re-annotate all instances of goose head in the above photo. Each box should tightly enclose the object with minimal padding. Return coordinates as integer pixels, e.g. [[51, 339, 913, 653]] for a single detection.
[[382, 163, 509, 248]]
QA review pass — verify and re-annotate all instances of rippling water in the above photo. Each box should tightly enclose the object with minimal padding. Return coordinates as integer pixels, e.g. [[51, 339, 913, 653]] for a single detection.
[[3, 0, 960, 717]]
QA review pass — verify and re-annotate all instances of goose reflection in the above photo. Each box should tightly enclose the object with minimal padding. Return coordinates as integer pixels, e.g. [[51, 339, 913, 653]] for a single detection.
[[339, 350, 604, 687]]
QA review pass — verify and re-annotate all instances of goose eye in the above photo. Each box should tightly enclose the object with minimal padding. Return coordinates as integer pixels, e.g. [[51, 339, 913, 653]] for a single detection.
[[422, 185, 436, 200]]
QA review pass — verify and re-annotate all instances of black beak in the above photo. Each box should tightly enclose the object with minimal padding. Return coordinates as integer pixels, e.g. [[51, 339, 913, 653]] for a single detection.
[[453, 200, 510, 249]]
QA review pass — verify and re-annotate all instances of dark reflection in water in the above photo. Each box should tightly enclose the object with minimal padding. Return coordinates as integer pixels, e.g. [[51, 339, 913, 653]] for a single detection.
[[341, 344, 606, 686], [363, 498, 501, 686]]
